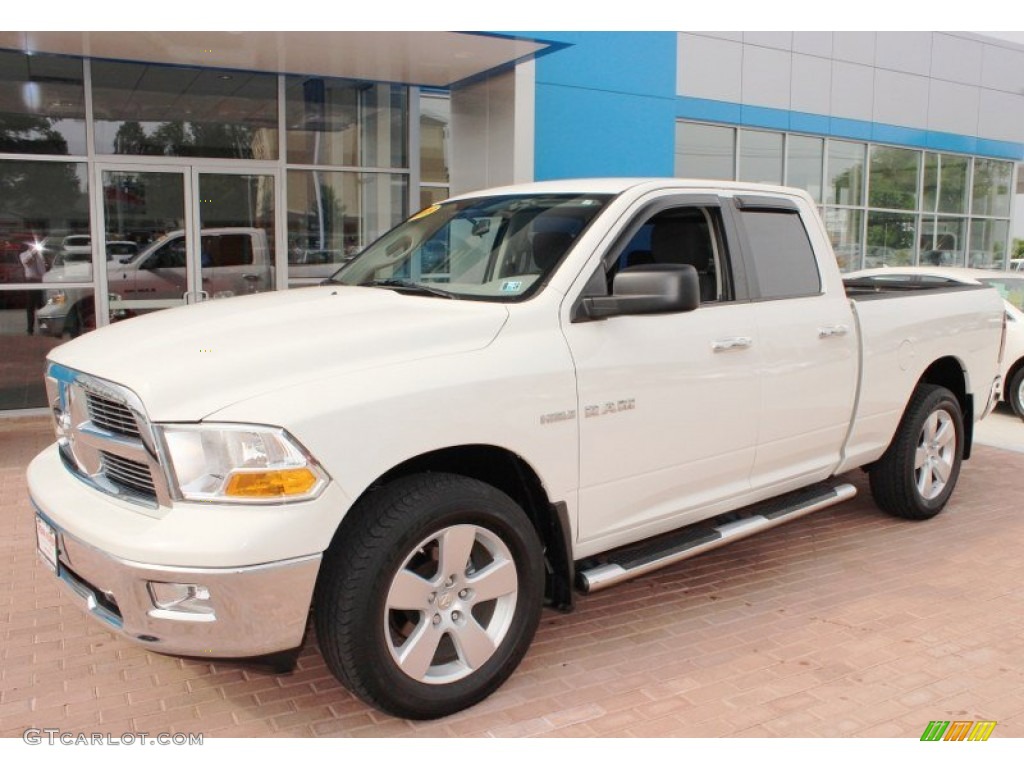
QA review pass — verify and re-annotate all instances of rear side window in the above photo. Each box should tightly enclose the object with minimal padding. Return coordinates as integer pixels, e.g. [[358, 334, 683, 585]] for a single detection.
[[742, 210, 821, 299]]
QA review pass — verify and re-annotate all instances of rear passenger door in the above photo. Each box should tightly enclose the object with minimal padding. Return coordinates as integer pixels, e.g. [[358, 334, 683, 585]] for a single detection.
[[565, 194, 763, 546], [732, 196, 858, 489]]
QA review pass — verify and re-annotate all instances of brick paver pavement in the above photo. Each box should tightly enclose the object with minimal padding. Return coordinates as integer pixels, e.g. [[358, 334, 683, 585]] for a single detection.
[[3, 416, 1023, 738]]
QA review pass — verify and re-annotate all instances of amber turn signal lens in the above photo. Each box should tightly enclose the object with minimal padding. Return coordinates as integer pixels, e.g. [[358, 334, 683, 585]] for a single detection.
[[224, 468, 319, 498]]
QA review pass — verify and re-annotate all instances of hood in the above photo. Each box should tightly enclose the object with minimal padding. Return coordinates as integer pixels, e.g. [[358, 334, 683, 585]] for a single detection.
[[49, 286, 509, 420]]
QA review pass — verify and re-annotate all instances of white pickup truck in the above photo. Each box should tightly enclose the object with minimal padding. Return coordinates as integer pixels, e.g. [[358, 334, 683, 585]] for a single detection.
[[28, 179, 1005, 720]]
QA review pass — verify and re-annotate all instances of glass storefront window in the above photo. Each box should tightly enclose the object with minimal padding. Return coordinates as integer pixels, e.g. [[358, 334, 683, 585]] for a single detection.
[[0, 160, 90, 285], [939, 154, 969, 214], [868, 145, 920, 211], [787, 135, 824, 203], [972, 158, 1013, 218], [919, 216, 966, 267], [0, 286, 94, 408], [826, 140, 865, 207], [968, 218, 1009, 270], [286, 78, 407, 169], [675, 122, 735, 180], [286, 170, 407, 286], [420, 94, 450, 184], [0, 51, 86, 156], [823, 207, 863, 272], [91, 61, 279, 160], [420, 187, 449, 210], [738, 129, 782, 184], [866, 211, 916, 267]]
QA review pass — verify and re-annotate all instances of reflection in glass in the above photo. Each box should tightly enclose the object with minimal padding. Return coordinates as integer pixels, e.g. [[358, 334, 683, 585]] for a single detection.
[[971, 159, 1013, 217], [675, 122, 735, 180], [420, 95, 450, 184], [92, 61, 278, 159], [738, 129, 782, 184], [286, 170, 408, 286], [0, 160, 89, 285], [286, 78, 407, 168], [420, 187, 449, 210], [868, 146, 920, 210], [968, 218, 1009, 270], [919, 216, 966, 267], [826, 140, 865, 207], [0, 288, 86, 408], [823, 207, 863, 271], [939, 154, 969, 214], [0, 51, 86, 155], [866, 211, 916, 267], [99, 170, 186, 318], [787, 135, 824, 202], [197, 173, 277, 296]]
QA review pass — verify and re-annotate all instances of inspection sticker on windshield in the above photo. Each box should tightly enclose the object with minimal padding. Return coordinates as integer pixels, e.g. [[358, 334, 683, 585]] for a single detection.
[[501, 281, 523, 293]]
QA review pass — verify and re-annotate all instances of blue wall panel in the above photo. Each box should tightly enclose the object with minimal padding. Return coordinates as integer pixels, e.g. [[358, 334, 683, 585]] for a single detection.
[[511, 31, 1024, 179]]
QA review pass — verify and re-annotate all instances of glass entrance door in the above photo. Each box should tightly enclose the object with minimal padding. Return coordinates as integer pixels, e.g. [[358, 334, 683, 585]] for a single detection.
[[94, 165, 277, 330]]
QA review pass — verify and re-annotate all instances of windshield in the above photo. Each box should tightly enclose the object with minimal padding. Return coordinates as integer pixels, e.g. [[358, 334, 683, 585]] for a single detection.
[[332, 193, 611, 300], [978, 275, 1024, 312]]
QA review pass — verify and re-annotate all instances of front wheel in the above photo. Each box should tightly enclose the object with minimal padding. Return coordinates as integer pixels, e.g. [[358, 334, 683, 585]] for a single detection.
[[314, 473, 544, 719], [1008, 366, 1024, 418], [869, 384, 964, 520]]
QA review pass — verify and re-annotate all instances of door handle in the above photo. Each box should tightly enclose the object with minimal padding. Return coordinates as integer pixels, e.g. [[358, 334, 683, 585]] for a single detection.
[[712, 336, 753, 352], [818, 324, 850, 338]]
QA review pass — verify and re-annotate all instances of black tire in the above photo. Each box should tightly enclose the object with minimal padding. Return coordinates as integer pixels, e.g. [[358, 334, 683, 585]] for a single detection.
[[314, 473, 544, 720], [869, 384, 964, 520], [1008, 366, 1024, 418]]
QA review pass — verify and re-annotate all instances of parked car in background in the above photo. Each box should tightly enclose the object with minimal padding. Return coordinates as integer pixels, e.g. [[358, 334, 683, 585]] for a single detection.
[[848, 266, 1024, 417]]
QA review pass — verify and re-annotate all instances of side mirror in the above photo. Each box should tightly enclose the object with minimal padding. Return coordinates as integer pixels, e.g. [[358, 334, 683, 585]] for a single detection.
[[575, 264, 700, 321]]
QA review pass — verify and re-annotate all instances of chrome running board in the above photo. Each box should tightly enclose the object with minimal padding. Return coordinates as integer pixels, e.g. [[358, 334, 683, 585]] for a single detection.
[[577, 482, 857, 593]]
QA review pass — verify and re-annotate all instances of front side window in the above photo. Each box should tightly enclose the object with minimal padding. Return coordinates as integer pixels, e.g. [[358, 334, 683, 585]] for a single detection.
[[608, 205, 732, 303], [334, 194, 611, 301]]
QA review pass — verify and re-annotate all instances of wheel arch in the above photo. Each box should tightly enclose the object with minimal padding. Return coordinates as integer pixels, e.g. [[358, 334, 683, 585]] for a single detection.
[[918, 356, 973, 459], [335, 444, 575, 611]]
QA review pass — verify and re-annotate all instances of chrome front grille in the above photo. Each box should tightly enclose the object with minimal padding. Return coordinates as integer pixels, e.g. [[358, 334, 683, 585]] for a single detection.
[[100, 451, 157, 497], [45, 364, 169, 510], [86, 394, 140, 438]]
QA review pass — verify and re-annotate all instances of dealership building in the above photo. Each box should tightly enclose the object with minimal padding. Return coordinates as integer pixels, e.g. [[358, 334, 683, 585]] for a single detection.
[[0, 30, 1022, 412]]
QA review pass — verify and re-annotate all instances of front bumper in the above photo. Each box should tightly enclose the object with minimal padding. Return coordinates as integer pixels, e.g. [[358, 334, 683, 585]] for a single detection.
[[35, 310, 68, 337], [33, 505, 320, 657]]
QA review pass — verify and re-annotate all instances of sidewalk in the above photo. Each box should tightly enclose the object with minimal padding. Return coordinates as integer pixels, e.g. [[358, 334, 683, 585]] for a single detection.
[[2, 415, 1023, 738]]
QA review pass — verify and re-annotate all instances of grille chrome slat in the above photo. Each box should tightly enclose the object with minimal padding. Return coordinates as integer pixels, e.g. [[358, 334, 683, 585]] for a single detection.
[[48, 364, 169, 509], [101, 451, 157, 496], [85, 393, 141, 438]]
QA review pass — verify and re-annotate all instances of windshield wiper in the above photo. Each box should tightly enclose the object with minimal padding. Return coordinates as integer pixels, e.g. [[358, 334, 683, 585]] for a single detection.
[[359, 279, 458, 299]]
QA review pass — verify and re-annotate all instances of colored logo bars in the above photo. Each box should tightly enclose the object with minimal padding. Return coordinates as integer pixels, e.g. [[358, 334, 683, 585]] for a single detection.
[[920, 720, 997, 741]]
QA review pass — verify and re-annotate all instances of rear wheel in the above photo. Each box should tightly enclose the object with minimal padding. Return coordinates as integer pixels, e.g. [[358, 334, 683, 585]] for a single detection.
[[1008, 366, 1024, 418], [314, 473, 544, 719], [869, 384, 964, 520]]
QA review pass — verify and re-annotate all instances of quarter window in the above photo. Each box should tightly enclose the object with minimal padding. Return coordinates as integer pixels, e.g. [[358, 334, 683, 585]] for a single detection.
[[741, 210, 821, 299]]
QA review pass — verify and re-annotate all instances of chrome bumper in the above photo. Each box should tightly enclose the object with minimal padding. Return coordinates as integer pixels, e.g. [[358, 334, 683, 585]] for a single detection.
[[34, 505, 321, 658]]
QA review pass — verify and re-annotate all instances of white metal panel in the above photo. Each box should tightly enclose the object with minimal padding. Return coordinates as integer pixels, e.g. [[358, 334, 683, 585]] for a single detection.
[[741, 45, 792, 111], [977, 88, 1024, 144], [676, 33, 743, 101], [832, 32, 877, 66], [793, 32, 833, 58], [830, 61, 875, 122], [930, 34, 984, 86], [791, 54, 832, 116], [928, 79, 981, 137], [875, 32, 933, 76], [872, 70, 930, 129], [979, 42, 1024, 94], [743, 32, 793, 50]]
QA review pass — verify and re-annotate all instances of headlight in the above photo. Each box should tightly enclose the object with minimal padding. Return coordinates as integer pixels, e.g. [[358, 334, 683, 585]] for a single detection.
[[46, 290, 66, 306], [157, 424, 328, 503]]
